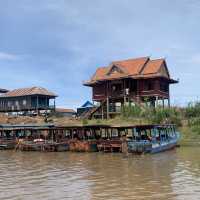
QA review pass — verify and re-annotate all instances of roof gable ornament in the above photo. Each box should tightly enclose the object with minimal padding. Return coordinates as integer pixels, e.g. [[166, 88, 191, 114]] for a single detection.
[[106, 64, 127, 76]]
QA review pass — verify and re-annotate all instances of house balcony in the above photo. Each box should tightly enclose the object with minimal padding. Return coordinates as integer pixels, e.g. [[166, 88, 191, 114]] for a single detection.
[[93, 90, 137, 101], [139, 90, 169, 99]]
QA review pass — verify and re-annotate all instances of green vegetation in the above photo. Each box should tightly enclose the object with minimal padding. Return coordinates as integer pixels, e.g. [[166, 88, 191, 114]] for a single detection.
[[83, 102, 200, 146]]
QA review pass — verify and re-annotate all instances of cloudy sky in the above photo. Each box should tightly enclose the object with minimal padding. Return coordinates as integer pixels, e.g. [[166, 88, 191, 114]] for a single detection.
[[0, 0, 200, 108]]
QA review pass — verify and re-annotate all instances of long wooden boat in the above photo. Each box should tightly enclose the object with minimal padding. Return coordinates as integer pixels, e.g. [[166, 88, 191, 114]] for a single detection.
[[69, 139, 98, 152], [0, 139, 16, 150], [97, 139, 122, 152], [0, 123, 180, 154], [16, 140, 69, 152], [127, 125, 180, 154]]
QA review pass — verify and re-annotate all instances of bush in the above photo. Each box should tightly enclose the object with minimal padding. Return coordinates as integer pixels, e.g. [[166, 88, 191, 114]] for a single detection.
[[184, 102, 200, 118], [150, 107, 181, 126], [82, 118, 88, 125], [121, 104, 142, 118], [121, 105, 181, 126]]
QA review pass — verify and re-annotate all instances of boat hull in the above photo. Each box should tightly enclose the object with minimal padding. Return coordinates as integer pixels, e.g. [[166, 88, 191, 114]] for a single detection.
[[128, 137, 179, 154], [69, 140, 98, 152]]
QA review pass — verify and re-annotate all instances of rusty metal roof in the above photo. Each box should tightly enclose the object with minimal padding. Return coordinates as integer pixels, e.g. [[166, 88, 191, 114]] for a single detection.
[[0, 87, 57, 98]]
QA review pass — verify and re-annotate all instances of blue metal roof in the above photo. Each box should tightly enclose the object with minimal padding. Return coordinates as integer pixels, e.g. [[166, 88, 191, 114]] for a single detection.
[[80, 101, 94, 108]]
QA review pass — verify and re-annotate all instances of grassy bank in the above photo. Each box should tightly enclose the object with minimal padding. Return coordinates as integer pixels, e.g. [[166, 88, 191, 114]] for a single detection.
[[1, 102, 200, 146], [82, 102, 200, 146]]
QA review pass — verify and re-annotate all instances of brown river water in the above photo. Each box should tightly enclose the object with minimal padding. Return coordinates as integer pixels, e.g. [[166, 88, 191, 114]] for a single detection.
[[0, 147, 200, 200]]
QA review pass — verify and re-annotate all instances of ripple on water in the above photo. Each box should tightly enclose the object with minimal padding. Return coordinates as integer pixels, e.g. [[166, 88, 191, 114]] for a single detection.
[[0, 148, 199, 200]]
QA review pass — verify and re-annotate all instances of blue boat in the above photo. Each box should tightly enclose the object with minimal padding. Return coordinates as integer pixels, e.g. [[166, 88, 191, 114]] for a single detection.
[[127, 124, 180, 154]]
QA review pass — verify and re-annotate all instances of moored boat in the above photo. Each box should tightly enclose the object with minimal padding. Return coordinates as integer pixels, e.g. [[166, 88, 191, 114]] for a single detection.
[[0, 139, 16, 150], [127, 124, 180, 154]]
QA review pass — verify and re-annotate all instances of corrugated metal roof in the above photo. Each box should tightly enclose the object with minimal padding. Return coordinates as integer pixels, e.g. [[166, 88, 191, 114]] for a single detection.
[[0, 87, 57, 98]]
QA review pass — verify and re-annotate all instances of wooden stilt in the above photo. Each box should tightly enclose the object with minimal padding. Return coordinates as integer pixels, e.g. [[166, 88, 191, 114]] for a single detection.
[[53, 98, 56, 112], [162, 98, 165, 108], [156, 96, 159, 108], [107, 97, 109, 119], [168, 98, 170, 107], [36, 96, 39, 115], [101, 101, 104, 119]]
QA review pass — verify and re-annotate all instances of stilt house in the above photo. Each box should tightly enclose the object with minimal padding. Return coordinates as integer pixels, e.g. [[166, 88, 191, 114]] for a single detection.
[[84, 57, 178, 119], [0, 86, 57, 114]]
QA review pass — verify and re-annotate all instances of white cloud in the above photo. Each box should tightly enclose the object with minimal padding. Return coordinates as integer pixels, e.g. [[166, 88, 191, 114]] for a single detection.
[[0, 52, 19, 61]]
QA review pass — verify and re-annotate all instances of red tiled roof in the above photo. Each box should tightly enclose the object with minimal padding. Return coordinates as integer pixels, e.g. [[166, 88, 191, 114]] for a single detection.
[[84, 57, 174, 85], [141, 59, 166, 75], [112, 57, 149, 75], [56, 108, 76, 113], [0, 87, 57, 98]]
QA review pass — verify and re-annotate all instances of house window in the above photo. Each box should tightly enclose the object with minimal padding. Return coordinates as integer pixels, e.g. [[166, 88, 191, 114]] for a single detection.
[[160, 82, 169, 92], [145, 81, 154, 91], [111, 84, 122, 92]]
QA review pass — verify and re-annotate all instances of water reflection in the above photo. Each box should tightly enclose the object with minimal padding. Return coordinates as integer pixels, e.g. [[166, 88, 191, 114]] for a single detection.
[[0, 147, 199, 200]]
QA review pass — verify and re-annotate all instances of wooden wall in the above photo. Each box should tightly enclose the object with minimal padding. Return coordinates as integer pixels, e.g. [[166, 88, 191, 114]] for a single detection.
[[0, 95, 53, 112], [92, 78, 169, 102]]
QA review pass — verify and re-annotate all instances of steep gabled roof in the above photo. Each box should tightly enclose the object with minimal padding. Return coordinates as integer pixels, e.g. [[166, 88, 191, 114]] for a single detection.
[[0, 87, 57, 98], [112, 57, 149, 75], [141, 59, 169, 76], [84, 57, 177, 85]]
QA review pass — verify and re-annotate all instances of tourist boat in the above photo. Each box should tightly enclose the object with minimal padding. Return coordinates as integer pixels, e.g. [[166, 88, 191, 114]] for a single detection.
[[16, 139, 70, 152], [68, 139, 98, 152], [0, 124, 180, 154], [64, 125, 100, 152], [0, 139, 16, 150], [96, 126, 123, 153], [127, 124, 180, 154]]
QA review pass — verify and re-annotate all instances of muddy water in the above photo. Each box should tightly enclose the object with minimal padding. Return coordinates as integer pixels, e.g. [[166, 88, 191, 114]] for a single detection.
[[0, 147, 200, 200]]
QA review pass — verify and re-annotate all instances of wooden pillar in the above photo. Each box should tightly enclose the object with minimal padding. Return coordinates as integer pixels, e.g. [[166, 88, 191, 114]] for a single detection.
[[168, 98, 170, 108], [101, 101, 104, 120], [124, 96, 126, 105], [168, 85, 170, 107], [123, 79, 126, 106], [107, 96, 109, 119], [156, 96, 159, 108], [53, 98, 56, 111], [45, 96, 48, 116], [106, 80, 109, 119], [162, 98, 165, 108], [36, 96, 39, 115]]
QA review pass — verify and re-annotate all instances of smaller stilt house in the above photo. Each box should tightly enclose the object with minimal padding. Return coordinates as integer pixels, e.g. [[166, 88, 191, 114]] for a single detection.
[[77, 101, 95, 117], [0, 86, 57, 115], [84, 57, 178, 119]]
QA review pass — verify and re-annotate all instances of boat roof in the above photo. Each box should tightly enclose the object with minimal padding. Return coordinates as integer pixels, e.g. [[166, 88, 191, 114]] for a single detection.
[[0, 124, 55, 130], [109, 124, 176, 128], [0, 123, 176, 130]]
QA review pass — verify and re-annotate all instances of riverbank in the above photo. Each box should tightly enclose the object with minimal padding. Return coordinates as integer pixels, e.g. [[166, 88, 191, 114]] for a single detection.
[[1, 103, 200, 146]]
